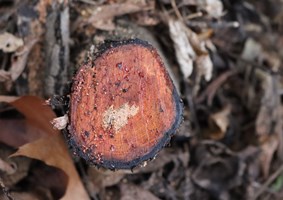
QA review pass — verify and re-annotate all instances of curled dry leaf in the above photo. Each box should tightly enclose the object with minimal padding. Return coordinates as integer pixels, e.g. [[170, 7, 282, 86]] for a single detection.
[[169, 20, 195, 78], [211, 105, 231, 134], [9, 38, 38, 82], [0, 32, 23, 53], [11, 135, 89, 200], [0, 96, 89, 200], [169, 19, 213, 82]]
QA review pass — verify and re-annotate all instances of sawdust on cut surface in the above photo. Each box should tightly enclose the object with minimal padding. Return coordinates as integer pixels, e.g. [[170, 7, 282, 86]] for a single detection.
[[102, 103, 139, 132]]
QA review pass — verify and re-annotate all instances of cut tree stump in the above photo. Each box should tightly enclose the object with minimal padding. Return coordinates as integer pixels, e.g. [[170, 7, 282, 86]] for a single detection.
[[68, 39, 183, 169]]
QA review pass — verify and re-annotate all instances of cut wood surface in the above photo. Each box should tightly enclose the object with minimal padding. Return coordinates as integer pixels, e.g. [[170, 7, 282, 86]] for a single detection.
[[69, 39, 183, 169]]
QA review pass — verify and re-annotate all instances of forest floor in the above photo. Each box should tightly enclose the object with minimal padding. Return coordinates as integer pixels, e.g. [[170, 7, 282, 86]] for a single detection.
[[1, 0, 283, 200]]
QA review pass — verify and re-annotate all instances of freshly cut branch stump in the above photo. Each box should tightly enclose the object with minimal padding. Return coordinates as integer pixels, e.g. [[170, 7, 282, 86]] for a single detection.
[[68, 39, 183, 169]]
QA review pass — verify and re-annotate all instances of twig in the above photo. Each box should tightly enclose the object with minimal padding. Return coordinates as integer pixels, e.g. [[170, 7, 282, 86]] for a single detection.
[[76, 0, 103, 5], [184, 12, 203, 20], [252, 164, 283, 200], [170, 0, 183, 21]]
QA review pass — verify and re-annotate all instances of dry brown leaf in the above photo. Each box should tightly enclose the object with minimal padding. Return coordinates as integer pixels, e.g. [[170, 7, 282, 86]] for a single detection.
[[0, 32, 23, 52], [9, 38, 38, 82], [210, 105, 231, 135], [12, 135, 89, 200], [1, 96, 57, 135], [204, 105, 231, 140], [0, 96, 89, 200], [0, 119, 42, 148]]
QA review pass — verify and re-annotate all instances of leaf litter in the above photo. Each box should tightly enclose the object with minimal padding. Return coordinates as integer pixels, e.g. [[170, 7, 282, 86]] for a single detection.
[[0, 96, 89, 200], [1, 0, 283, 199]]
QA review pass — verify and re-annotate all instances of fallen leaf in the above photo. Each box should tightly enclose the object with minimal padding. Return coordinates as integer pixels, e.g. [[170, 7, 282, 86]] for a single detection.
[[9, 38, 38, 82], [0, 96, 90, 200], [169, 19, 214, 83], [169, 20, 195, 78], [0, 32, 23, 52], [202, 105, 231, 140], [210, 105, 231, 135], [11, 135, 89, 200]]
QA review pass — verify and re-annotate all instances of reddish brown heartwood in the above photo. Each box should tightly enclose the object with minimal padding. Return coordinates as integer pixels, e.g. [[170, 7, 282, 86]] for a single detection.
[[68, 39, 183, 170]]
